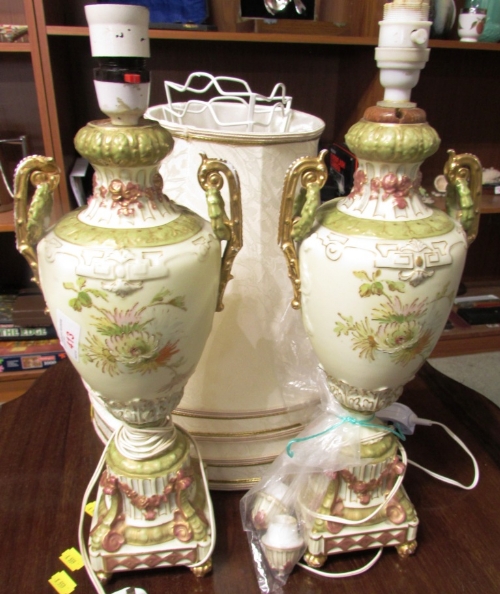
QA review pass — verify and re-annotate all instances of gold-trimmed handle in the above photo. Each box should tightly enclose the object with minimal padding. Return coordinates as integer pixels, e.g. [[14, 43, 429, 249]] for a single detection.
[[278, 150, 328, 310], [13, 155, 60, 286], [198, 153, 243, 312], [444, 150, 482, 246]]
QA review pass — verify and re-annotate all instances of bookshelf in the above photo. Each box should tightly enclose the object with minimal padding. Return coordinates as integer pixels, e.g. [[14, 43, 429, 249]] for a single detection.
[[0, 369, 43, 403]]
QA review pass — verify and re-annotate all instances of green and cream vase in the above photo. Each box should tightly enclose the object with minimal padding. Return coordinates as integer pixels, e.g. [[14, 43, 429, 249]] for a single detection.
[[13, 118, 242, 579], [277, 104, 481, 566]]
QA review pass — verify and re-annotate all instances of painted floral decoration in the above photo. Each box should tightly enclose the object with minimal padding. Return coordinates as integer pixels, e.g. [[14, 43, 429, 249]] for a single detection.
[[64, 277, 186, 376], [349, 170, 421, 210], [92, 173, 167, 216], [334, 269, 452, 365]]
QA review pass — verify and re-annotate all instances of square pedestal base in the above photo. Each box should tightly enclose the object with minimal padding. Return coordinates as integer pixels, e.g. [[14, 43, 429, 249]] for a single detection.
[[89, 535, 212, 577], [303, 489, 418, 568]]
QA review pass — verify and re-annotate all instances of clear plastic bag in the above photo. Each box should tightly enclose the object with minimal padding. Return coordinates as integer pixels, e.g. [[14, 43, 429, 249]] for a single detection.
[[272, 303, 325, 409], [240, 395, 367, 593]]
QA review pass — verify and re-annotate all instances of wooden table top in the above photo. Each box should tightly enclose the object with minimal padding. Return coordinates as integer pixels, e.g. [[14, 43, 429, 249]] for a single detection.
[[0, 359, 499, 594]]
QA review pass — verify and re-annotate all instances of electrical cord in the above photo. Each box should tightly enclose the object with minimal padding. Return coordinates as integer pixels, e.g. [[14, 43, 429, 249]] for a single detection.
[[377, 403, 480, 490], [297, 406, 480, 580], [298, 446, 408, 527], [78, 427, 216, 594], [406, 418, 480, 490], [78, 406, 478, 586], [298, 547, 384, 578]]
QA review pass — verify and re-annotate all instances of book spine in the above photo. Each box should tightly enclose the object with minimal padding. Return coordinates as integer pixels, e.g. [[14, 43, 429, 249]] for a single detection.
[[0, 326, 58, 341], [0, 351, 66, 373]]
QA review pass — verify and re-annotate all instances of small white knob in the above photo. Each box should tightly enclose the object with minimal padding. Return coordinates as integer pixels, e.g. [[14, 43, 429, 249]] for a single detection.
[[410, 28, 429, 45]]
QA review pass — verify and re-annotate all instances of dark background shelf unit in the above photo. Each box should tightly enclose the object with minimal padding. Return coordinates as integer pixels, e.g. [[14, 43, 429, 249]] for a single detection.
[[1, 0, 500, 401]]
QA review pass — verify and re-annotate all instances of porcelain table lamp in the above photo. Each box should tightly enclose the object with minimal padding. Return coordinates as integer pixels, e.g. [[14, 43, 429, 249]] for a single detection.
[[243, 0, 482, 586], [14, 3, 242, 586]]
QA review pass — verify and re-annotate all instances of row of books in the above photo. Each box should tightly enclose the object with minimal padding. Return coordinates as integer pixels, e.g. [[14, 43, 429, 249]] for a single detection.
[[0, 290, 66, 374], [0, 339, 67, 373]]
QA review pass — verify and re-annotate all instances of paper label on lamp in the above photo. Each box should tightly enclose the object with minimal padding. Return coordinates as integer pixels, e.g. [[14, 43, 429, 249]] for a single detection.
[[59, 548, 84, 571], [48, 571, 77, 594], [57, 310, 80, 361], [85, 501, 96, 516]]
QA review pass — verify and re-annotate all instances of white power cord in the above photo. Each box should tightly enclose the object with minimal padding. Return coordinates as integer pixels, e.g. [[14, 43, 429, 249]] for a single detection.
[[406, 419, 479, 490], [298, 547, 384, 578], [78, 432, 115, 594], [296, 446, 407, 580], [78, 427, 216, 594], [377, 403, 480, 490], [114, 421, 176, 461], [297, 403, 480, 580], [299, 446, 408, 527]]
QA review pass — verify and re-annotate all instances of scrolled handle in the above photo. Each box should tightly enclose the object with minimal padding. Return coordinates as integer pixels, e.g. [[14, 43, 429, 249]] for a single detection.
[[278, 150, 328, 310], [198, 153, 243, 312], [444, 150, 482, 246], [13, 155, 60, 286]]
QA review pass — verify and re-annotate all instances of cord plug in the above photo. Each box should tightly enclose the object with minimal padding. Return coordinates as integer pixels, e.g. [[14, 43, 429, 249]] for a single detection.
[[376, 403, 432, 435]]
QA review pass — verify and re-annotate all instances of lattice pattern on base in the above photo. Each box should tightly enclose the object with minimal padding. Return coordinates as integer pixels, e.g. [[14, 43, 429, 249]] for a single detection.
[[306, 515, 418, 559], [103, 547, 199, 573]]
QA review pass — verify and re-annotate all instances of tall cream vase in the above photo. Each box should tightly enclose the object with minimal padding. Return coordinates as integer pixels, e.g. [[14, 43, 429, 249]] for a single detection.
[[145, 86, 325, 490], [13, 3, 242, 585], [275, 0, 482, 568]]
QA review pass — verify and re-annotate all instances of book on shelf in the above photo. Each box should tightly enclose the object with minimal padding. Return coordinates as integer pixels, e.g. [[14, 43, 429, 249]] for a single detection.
[[0, 339, 66, 373], [454, 294, 500, 326], [0, 291, 57, 341]]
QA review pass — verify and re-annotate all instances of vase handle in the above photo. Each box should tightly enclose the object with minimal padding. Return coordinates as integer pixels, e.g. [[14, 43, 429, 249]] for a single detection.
[[443, 150, 482, 246], [278, 151, 328, 310], [13, 155, 61, 286], [198, 154, 243, 312]]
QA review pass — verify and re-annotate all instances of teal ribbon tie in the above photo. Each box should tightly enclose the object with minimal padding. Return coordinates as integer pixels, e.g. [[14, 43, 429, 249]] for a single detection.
[[286, 415, 405, 458]]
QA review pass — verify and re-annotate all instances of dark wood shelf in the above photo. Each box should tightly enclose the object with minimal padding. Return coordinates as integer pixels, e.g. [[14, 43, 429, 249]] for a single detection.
[[0, 41, 31, 52], [432, 283, 500, 357], [46, 24, 379, 45], [433, 321, 500, 357], [44, 25, 500, 50], [477, 190, 500, 214], [0, 210, 14, 232], [0, 368, 45, 403], [432, 187, 500, 215], [429, 38, 500, 50]]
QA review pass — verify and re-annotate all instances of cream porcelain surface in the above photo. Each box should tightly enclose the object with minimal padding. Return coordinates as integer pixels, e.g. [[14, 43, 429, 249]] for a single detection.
[[79, 165, 180, 228], [159, 137, 323, 415], [38, 216, 220, 415], [298, 217, 467, 392]]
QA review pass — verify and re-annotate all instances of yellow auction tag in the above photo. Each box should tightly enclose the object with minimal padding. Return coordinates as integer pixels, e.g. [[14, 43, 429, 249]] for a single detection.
[[48, 570, 77, 594], [59, 547, 84, 571], [85, 501, 96, 516]]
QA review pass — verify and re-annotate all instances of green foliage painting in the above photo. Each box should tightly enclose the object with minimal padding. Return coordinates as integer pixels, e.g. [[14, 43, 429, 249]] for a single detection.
[[63, 277, 186, 376], [334, 270, 452, 366]]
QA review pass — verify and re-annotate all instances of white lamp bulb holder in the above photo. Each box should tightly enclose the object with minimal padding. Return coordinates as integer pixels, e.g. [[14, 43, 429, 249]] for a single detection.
[[375, 0, 432, 107], [85, 3, 151, 125]]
